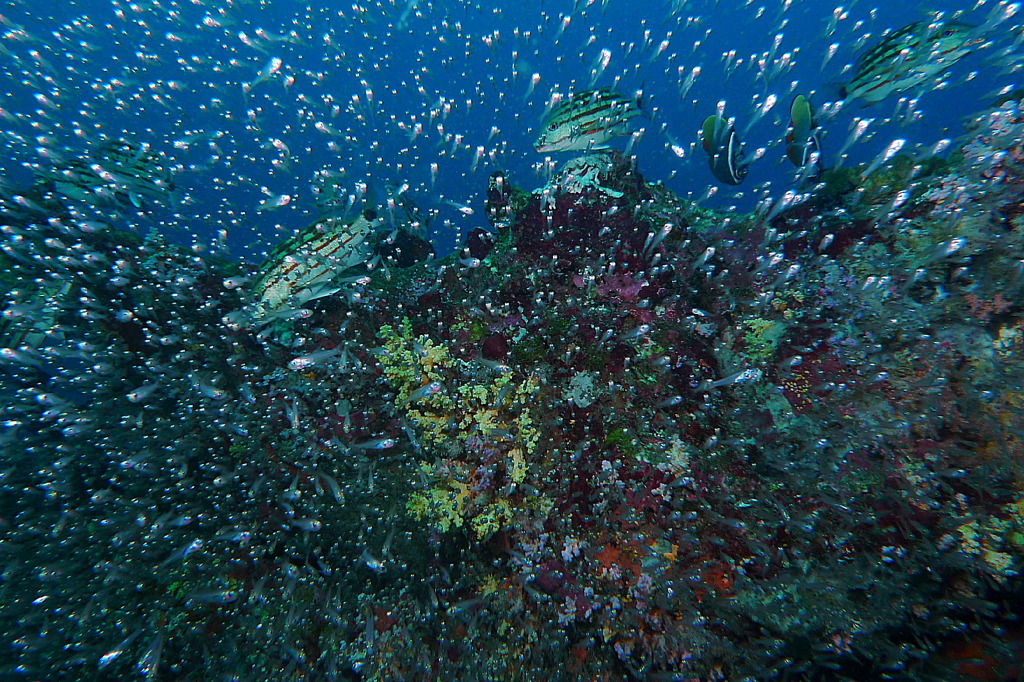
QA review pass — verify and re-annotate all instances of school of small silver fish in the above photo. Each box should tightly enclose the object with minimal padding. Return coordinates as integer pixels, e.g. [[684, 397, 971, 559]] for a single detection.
[[2, 0, 1024, 679]]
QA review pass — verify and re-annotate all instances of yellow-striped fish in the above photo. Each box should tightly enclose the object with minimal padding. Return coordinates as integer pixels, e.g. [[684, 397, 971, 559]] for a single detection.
[[252, 210, 382, 314], [842, 21, 980, 105]]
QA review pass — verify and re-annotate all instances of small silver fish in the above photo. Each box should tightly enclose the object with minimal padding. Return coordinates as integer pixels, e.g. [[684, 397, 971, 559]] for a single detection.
[[288, 347, 342, 371], [126, 383, 160, 403], [98, 629, 142, 669], [398, 381, 442, 406], [361, 548, 387, 573], [351, 437, 396, 450], [186, 588, 239, 605], [290, 518, 323, 532]]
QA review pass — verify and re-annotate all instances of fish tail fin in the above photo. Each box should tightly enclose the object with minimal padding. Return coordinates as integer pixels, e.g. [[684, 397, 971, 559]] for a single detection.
[[635, 81, 653, 121]]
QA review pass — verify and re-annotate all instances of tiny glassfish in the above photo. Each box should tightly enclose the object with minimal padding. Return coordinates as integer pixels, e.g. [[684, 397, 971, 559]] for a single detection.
[[700, 368, 763, 391], [126, 383, 159, 403], [618, 324, 651, 340], [319, 471, 346, 503], [213, 528, 252, 545], [136, 633, 164, 679], [222, 276, 249, 289], [288, 347, 342, 371], [197, 382, 228, 401], [351, 437, 396, 450], [160, 539, 203, 567], [255, 194, 292, 211], [290, 518, 322, 532], [442, 198, 475, 215], [535, 87, 642, 152], [185, 588, 239, 605], [398, 381, 442, 406], [361, 548, 387, 573], [245, 56, 283, 91], [98, 629, 142, 669], [701, 114, 749, 185]]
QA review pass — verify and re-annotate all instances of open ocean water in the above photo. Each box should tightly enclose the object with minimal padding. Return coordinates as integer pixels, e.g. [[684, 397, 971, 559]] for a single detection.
[[0, 0, 1006, 256], [2, 0, 1024, 680]]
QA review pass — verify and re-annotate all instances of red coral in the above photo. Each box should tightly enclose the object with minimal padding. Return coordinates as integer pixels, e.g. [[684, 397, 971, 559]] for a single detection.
[[481, 333, 509, 361], [596, 272, 647, 302], [964, 292, 1012, 322]]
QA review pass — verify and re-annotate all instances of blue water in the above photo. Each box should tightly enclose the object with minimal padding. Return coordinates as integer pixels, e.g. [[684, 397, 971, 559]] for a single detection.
[[0, 0, 1002, 260]]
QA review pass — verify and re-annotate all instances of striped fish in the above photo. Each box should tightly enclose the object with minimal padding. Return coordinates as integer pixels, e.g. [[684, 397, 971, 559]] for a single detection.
[[842, 21, 979, 105], [37, 139, 177, 209], [252, 210, 382, 314], [534, 88, 641, 153]]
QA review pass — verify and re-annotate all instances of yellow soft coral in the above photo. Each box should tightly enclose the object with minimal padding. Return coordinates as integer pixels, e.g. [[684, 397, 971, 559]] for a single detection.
[[471, 499, 513, 539], [378, 319, 454, 400], [378, 321, 545, 537], [956, 518, 1017, 581], [508, 448, 527, 485], [406, 463, 471, 533]]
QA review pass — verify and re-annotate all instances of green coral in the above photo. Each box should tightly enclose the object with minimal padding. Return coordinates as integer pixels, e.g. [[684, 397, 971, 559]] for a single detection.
[[407, 463, 471, 533], [627, 363, 660, 386], [510, 337, 547, 365], [605, 428, 640, 457], [741, 317, 787, 362]]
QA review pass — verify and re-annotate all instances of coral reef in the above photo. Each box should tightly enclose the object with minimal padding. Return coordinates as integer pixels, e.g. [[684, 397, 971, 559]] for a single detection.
[[2, 104, 1024, 682]]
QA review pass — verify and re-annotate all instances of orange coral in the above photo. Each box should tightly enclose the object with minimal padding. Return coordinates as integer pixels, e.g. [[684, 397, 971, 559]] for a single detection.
[[594, 543, 642, 579], [595, 544, 622, 571]]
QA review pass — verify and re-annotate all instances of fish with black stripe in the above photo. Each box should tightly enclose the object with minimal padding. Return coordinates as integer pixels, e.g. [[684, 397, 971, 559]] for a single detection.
[[701, 114, 749, 186], [841, 20, 981, 105], [534, 88, 642, 153], [252, 209, 383, 315]]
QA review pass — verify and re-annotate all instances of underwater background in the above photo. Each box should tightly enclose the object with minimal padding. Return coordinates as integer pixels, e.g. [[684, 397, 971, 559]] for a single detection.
[[0, 0, 1005, 256], [3, 0, 1024, 680]]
